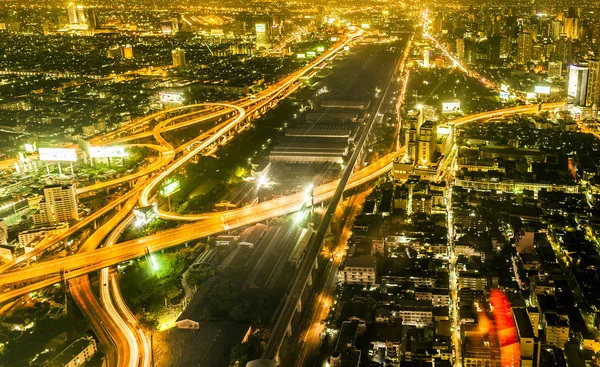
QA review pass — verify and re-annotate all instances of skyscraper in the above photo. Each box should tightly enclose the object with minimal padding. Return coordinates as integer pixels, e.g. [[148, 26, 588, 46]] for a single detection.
[[489, 36, 501, 65], [67, 3, 78, 24], [33, 184, 79, 226], [87, 8, 98, 29], [548, 61, 563, 79], [423, 48, 430, 68], [172, 48, 186, 68], [568, 64, 589, 106], [517, 32, 533, 64], [586, 60, 600, 107], [456, 39, 465, 59], [554, 37, 573, 64], [255, 22, 271, 50], [418, 121, 437, 165], [405, 122, 417, 162], [76, 5, 86, 24], [122, 45, 133, 59]]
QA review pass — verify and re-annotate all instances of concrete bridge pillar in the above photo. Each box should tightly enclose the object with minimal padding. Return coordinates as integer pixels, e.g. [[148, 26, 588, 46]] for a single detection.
[[286, 322, 293, 337], [307, 272, 313, 286], [296, 299, 302, 313]]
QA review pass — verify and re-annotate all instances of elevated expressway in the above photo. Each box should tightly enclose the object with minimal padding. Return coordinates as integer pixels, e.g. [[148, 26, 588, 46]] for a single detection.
[[0, 26, 563, 367], [0, 29, 366, 367], [0, 102, 566, 301]]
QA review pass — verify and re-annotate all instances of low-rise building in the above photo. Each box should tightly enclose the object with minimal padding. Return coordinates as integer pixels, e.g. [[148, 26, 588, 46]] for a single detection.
[[18, 223, 69, 247], [46, 336, 97, 367], [396, 299, 433, 327], [339, 255, 377, 286], [545, 312, 569, 348]]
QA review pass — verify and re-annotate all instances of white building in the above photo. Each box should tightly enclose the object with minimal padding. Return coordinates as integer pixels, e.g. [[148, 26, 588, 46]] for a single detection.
[[33, 184, 79, 226], [172, 48, 186, 68], [46, 336, 97, 367], [545, 312, 569, 348], [339, 255, 376, 286], [18, 223, 69, 247], [396, 299, 433, 327], [0, 220, 7, 245]]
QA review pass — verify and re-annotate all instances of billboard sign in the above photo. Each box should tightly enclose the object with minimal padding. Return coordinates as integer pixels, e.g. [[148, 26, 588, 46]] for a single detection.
[[89, 146, 126, 158], [296, 53, 306, 59], [442, 102, 461, 113], [38, 148, 77, 162], [534, 85, 551, 95], [499, 91, 510, 100], [160, 180, 180, 197], [24, 143, 36, 153], [255, 23, 266, 33], [526, 92, 537, 100], [159, 92, 184, 104]]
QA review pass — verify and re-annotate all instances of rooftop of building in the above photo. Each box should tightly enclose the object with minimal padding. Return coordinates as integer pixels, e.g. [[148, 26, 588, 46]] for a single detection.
[[344, 255, 376, 269], [513, 307, 535, 339]]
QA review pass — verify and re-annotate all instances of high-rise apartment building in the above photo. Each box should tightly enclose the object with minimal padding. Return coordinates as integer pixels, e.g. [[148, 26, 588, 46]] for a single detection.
[[456, 39, 465, 59], [33, 184, 79, 226], [586, 59, 600, 107], [548, 61, 562, 79], [87, 8, 98, 29], [76, 5, 86, 25], [517, 32, 533, 64], [568, 64, 589, 106], [67, 3, 78, 24], [255, 22, 271, 50], [172, 48, 186, 67], [121, 44, 133, 59], [418, 121, 437, 165]]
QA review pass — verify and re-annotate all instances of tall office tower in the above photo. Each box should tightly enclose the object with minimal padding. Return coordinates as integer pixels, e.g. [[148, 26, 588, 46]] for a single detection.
[[316, 6, 325, 26], [86, 8, 98, 29], [568, 65, 589, 106], [172, 48, 186, 67], [500, 37, 510, 59], [33, 184, 79, 226], [456, 38, 465, 59], [586, 60, 600, 107], [551, 20, 562, 40], [255, 22, 271, 50], [554, 37, 573, 64], [532, 45, 544, 62], [417, 121, 437, 165], [432, 16, 443, 34], [517, 32, 533, 64], [423, 48, 430, 68], [67, 3, 78, 24], [121, 44, 133, 59], [76, 5, 86, 25], [171, 17, 180, 33], [548, 61, 563, 79], [405, 122, 417, 162], [564, 17, 575, 38], [492, 16, 502, 36], [489, 36, 501, 65]]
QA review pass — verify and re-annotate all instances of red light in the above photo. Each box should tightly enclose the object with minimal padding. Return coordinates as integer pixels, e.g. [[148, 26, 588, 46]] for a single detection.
[[490, 289, 520, 367]]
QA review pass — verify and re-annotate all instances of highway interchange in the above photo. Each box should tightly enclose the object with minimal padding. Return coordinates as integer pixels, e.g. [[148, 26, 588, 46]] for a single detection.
[[0, 23, 567, 367]]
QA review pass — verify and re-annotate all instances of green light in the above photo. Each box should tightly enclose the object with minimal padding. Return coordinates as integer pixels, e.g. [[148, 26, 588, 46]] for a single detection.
[[160, 180, 180, 197], [307, 51, 316, 58], [150, 254, 159, 271]]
